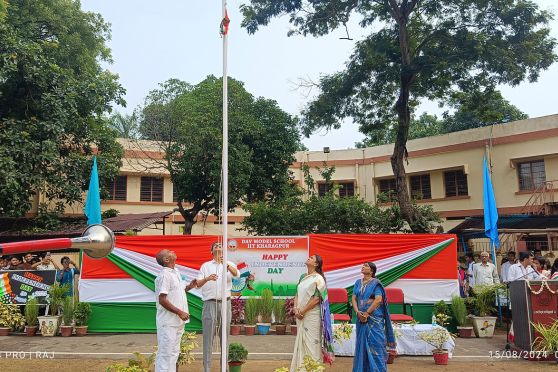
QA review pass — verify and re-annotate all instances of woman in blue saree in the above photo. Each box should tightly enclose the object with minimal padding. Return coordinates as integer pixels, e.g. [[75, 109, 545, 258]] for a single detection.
[[352, 262, 396, 372]]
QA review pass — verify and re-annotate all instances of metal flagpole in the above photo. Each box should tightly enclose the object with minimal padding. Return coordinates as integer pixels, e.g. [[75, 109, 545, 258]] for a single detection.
[[220, 1, 229, 371]]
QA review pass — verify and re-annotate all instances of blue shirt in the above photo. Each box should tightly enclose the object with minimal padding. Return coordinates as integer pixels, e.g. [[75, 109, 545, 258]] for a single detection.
[[57, 268, 80, 296]]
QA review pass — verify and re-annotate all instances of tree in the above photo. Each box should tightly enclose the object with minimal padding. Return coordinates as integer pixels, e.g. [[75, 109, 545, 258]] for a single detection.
[[0, 0, 124, 216], [107, 111, 140, 139], [136, 76, 301, 234], [241, 0, 557, 232]]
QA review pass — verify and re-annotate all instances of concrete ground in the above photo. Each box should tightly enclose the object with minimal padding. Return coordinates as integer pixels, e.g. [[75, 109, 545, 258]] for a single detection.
[[0, 330, 556, 371]]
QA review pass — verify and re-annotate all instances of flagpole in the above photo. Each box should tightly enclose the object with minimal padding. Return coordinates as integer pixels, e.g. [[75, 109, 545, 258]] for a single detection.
[[220, 0, 229, 371]]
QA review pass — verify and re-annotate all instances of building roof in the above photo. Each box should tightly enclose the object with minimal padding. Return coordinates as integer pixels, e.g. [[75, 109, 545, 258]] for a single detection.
[[448, 215, 558, 236]]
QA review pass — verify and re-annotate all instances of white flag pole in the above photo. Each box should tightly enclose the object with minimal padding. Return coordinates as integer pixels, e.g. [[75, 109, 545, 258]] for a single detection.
[[220, 1, 229, 371]]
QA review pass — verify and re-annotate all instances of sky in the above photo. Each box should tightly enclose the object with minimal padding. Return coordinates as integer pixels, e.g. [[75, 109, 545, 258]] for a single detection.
[[81, 0, 558, 151]]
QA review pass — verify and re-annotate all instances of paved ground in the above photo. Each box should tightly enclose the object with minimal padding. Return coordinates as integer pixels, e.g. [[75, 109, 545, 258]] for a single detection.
[[0, 329, 556, 371]]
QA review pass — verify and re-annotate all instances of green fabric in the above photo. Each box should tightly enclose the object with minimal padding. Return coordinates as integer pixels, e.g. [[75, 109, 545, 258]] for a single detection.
[[107, 253, 156, 291]]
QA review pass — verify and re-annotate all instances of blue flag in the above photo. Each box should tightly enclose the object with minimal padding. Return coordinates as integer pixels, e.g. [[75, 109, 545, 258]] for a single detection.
[[483, 157, 499, 249], [84, 156, 102, 225]]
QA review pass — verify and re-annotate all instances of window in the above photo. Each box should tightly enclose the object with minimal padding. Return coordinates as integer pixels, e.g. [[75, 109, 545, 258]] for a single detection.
[[140, 177, 164, 202], [317, 183, 332, 197], [338, 182, 355, 198], [410, 174, 431, 200], [518, 160, 546, 190], [444, 170, 468, 197], [106, 176, 127, 201], [378, 178, 397, 201]]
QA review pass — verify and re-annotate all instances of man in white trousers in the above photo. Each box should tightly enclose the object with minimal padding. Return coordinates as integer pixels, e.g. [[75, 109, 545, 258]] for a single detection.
[[155, 249, 197, 372]]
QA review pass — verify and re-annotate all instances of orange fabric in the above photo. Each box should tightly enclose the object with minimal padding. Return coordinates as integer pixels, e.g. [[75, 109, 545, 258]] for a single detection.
[[400, 242, 457, 279]]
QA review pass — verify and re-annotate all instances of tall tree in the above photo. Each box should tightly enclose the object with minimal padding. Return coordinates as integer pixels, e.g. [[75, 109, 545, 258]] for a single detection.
[[108, 111, 140, 139], [136, 76, 301, 234], [0, 0, 125, 216], [241, 0, 557, 232]]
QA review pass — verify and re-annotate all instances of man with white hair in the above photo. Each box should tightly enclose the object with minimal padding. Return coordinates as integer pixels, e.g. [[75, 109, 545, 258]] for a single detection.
[[473, 251, 500, 287], [154, 249, 197, 372]]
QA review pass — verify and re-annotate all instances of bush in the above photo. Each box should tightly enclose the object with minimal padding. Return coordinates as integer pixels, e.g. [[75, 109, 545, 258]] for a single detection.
[[63, 297, 74, 326], [0, 303, 25, 331], [450, 296, 467, 327], [25, 297, 39, 327], [245, 298, 259, 325], [231, 297, 245, 325], [258, 289, 274, 323], [47, 283, 70, 316], [273, 299, 286, 324], [228, 342, 248, 363], [74, 302, 92, 326], [474, 284, 504, 317]]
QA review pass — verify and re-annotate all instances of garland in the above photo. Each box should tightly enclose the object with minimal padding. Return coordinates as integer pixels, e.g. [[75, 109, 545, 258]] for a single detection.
[[526, 279, 556, 295]]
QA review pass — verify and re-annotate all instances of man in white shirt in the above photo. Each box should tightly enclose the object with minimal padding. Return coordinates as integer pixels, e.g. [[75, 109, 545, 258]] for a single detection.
[[32, 252, 60, 271], [155, 249, 197, 372], [473, 251, 500, 286], [500, 251, 516, 283], [508, 251, 541, 281], [466, 252, 476, 288], [196, 242, 239, 372]]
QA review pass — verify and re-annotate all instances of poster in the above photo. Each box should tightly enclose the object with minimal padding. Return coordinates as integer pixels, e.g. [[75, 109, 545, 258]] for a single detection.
[[529, 282, 558, 342], [0, 270, 56, 305], [228, 236, 308, 297]]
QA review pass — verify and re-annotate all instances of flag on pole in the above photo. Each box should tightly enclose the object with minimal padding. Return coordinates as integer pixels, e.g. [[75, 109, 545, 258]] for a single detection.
[[483, 157, 499, 250], [84, 156, 102, 226], [220, 9, 230, 36]]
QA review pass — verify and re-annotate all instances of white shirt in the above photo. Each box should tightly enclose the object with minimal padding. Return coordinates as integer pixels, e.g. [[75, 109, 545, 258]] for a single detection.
[[507, 263, 541, 282], [155, 267, 189, 327], [467, 262, 476, 287], [197, 260, 239, 301], [473, 262, 500, 286], [36, 263, 56, 271], [500, 261, 513, 282]]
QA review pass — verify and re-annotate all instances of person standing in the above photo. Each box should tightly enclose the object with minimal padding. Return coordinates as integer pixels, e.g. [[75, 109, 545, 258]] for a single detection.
[[473, 251, 500, 286], [154, 249, 196, 372], [500, 251, 516, 283], [196, 242, 239, 372], [32, 253, 60, 271], [508, 252, 540, 281], [465, 252, 476, 288], [56, 256, 80, 296], [352, 262, 396, 372]]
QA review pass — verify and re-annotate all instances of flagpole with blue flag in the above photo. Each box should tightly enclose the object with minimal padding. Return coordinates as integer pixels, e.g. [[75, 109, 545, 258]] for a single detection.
[[84, 156, 102, 226]]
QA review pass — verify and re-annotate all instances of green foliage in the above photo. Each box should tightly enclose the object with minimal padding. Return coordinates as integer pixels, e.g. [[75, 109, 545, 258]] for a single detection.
[[106, 352, 154, 372], [177, 331, 198, 366], [74, 302, 92, 326], [102, 209, 120, 219], [245, 298, 259, 325], [532, 321, 558, 352], [0, 0, 124, 217], [0, 302, 25, 330], [273, 356, 325, 372], [137, 76, 301, 234], [258, 288, 274, 323], [24, 297, 39, 326], [433, 300, 451, 327], [107, 112, 139, 139], [473, 284, 505, 317], [228, 342, 248, 363], [47, 283, 70, 316], [273, 299, 286, 324], [62, 296, 74, 326], [450, 296, 468, 327]]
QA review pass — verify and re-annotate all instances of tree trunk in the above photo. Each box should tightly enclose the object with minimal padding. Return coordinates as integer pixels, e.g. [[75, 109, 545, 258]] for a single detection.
[[177, 201, 199, 235]]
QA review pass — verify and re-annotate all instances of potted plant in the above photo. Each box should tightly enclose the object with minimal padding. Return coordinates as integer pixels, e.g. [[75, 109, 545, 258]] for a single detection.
[[451, 295, 473, 338], [60, 296, 74, 337], [419, 326, 453, 365], [471, 284, 502, 338], [74, 302, 92, 336], [532, 320, 558, 362], [24, 297, 39, 336], [0, 302, 25, 336], [228, 342, 248, 372], [244, 298, 258, 336], [231, 297, 245, 336], [257, 288, 273, 335], [285, 298, 297, 335], [273, 299, 287, 335], [37, 283, 69, 336]]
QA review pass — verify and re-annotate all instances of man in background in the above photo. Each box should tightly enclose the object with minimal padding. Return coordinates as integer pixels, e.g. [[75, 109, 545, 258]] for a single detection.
[[473, 251, 500, 286], [500, 251, 516, 283]]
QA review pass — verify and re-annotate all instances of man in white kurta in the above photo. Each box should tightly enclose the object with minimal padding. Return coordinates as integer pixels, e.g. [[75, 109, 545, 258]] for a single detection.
[[154, 249, 196, 372], [473, 251, 500, 287]]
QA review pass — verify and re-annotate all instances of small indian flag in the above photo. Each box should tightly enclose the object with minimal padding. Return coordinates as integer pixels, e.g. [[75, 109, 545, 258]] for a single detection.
[[237, 262, 249, 278], [0, 273, 12, 296]]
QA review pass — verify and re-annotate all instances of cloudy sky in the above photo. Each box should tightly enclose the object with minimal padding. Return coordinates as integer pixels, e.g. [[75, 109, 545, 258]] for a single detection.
[[82, 0, 558, 150]]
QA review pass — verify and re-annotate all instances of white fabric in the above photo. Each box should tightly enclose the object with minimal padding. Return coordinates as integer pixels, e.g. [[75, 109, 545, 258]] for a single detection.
[[79, 279, 157, 302], [508, 263, 541, 281], [155, 324, 184, 372], [387, 279, 460, 303], [500, 261, 512, 282], [467, 262, 475, 287], [473, 262, 499, 286], [333, 323, 455, 357], [155, 267, 189, 327], [36, 263, 56, 271], [196, 260, 239, 301]]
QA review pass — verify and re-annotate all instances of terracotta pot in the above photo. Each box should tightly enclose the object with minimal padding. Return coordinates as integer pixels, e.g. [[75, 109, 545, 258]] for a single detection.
[[0, 327, 10, 336], [230, 324, 241, 336], [60, 325, 73, 337], [387, 350, 397, 364], [433, 349, 449, 365], [244, 325, 256, 336], [457, 326, 474, 338], [74, 326, 88, 336], [290, 324, 297, 336], [25, 326, 38, 337], [275, 324, 287, 335]]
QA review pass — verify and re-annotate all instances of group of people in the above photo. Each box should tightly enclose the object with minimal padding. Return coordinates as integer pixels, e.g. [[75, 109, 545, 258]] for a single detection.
[[154, 245, 395, 372]]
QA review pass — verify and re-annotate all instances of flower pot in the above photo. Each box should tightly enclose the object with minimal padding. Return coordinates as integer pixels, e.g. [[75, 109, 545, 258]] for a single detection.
[[432, 349, 449, 365], [275, 324, 287, 335], [231, 324, 241, 335], [256, 323, 271, 335], [387, 349, 397, 364], [290, 324, 297, 336], [472, 316, 497, 338], [0, 327, 10, 336], [244, 325, 256, 336], [25, 326, 38, 337], [74, 326, 88, 336], [60, 325, 73, 337], [229, 361, 243, 372], [457, 326, 474, 338], [37, 315, 62, 337]]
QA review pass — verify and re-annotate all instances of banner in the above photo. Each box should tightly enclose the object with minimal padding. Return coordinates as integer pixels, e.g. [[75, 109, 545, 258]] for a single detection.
[[0, 270, 56, 305], [228, 236, 308, 297], [529, 282, 558, 340]]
